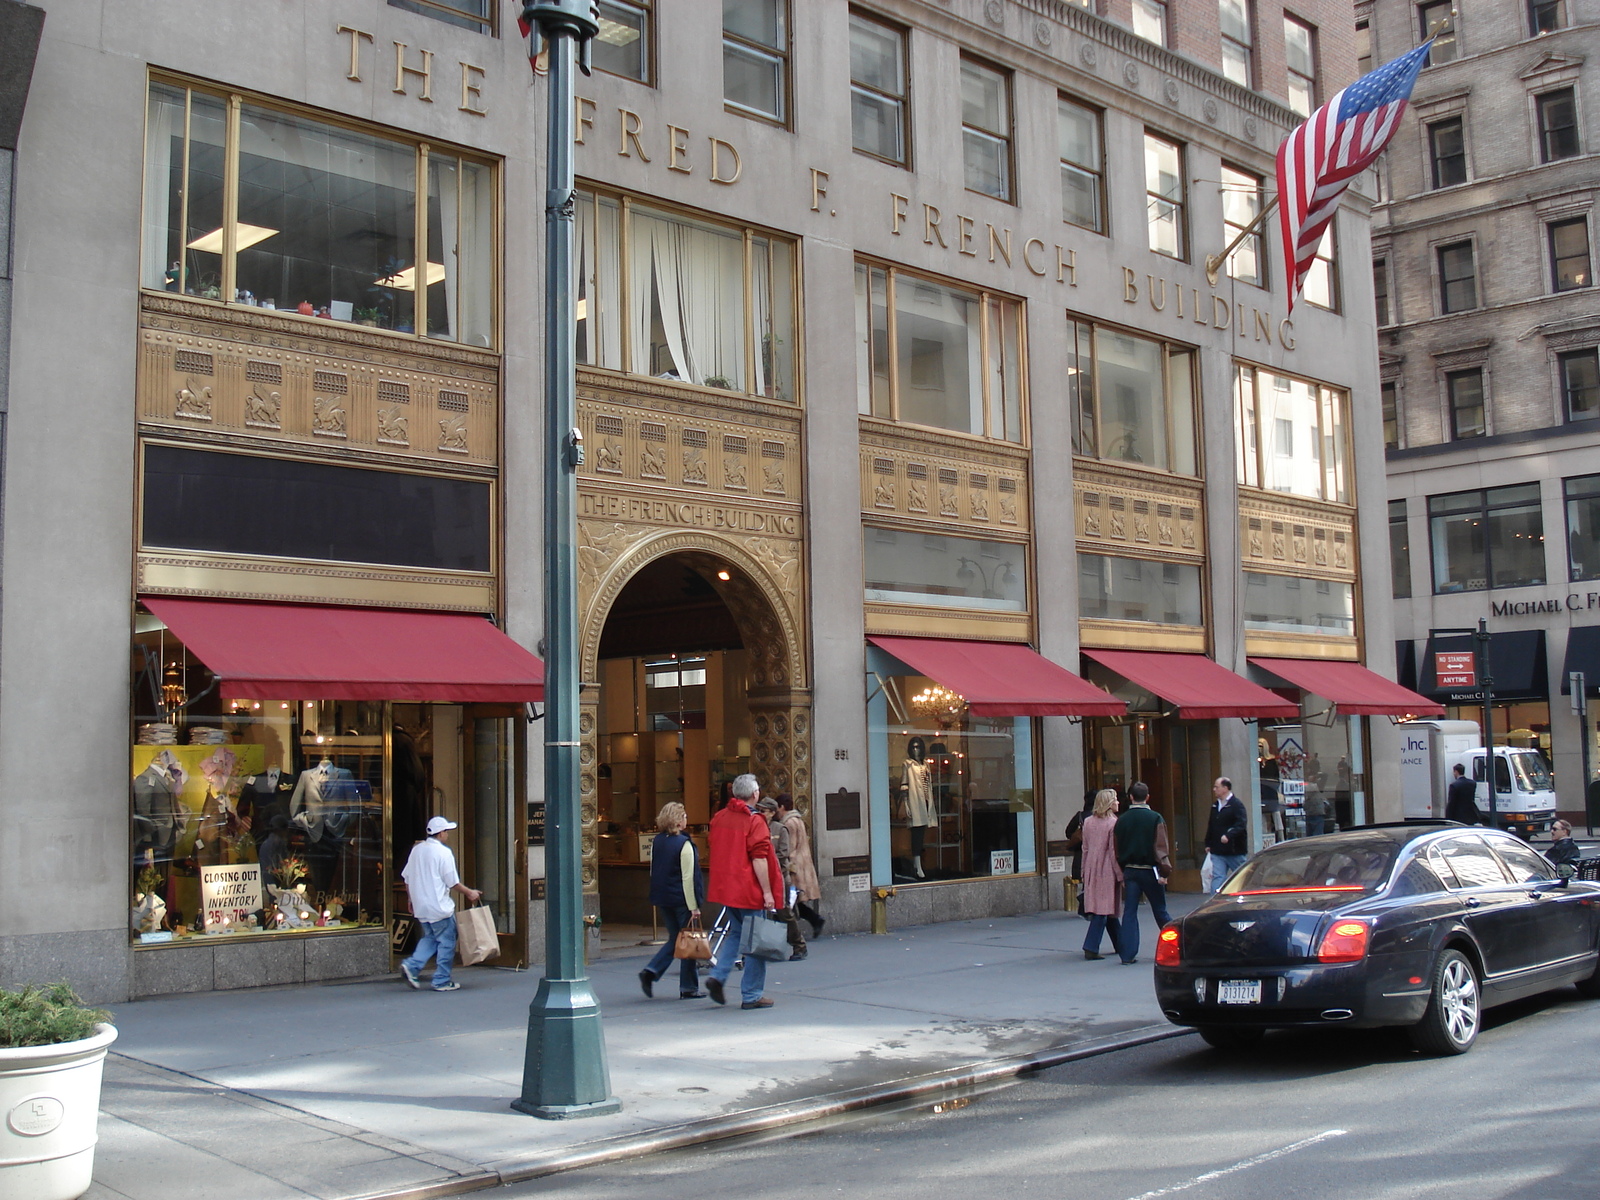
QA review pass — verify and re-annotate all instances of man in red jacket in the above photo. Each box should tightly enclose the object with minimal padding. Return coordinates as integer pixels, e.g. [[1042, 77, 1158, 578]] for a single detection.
[[706, 774, 783, 1009]]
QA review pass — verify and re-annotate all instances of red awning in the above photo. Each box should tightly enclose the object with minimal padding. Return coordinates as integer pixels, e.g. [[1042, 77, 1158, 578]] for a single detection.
[[1248, 657, 1446, 717], [868, 636, 1124, 717], [1083, 649, 1299, 720], [144, 598, 545, 703]]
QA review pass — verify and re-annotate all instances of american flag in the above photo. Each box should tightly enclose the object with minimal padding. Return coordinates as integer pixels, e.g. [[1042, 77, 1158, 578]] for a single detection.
[[1277, 42, 1432, 312]]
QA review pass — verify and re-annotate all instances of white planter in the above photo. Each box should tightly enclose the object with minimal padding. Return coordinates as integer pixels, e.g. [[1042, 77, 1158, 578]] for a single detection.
[[0, 1023, 117, 1200]]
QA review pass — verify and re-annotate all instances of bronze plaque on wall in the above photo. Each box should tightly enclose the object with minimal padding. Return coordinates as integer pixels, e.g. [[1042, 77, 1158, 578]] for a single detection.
[[1045, 840, 1073, 859], [832, 855, 870, 877], [825, 788, 862, 830]]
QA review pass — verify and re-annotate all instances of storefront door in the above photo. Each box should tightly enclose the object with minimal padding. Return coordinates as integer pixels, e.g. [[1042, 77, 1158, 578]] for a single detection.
[[1084, 717, 1216, 886], [463, 706, 526, 968]]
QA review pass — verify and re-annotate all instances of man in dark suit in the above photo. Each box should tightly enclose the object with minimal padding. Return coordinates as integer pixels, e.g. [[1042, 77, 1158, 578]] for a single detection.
[[1445, 763, 1482, 825], [1204, 777, 1249, 892]]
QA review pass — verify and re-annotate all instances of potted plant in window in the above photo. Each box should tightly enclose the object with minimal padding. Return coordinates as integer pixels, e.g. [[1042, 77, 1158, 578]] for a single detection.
[[0, 983, 116, 1200], [353, 306, 382, 328]]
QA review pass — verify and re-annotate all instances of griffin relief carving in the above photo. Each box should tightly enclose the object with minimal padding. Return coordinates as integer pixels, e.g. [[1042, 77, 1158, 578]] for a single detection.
[[873, 477, 896, 508], [1248, 529, 1263, 556], [1272, 531, 1286, 559], [998, 493, 1017, 524], [1293, 534, 1307, 562], [683, 449, 707, 485], [1313, 542, 1328, 566], [376, 406, 410, 445], [1335, 543, 1350, 568], [1109, 511, 1125, 539], [1083, 509, 1101, 537], [1133, 515, 1149, 542], [725, 457, 747, 490], [596, 441, 624, 473], [939, 485, 959, 517], [244, 387, 281, 428], [762, 459, 785, 495], [907, 481, 927, 512], [640, 442, 666, 479], [312, 395, 346, 436], [1157, 518, 1173, 545], [1182, 521, 1198, 550], [175, 378, 213, 420], [438, 413, 468, 452], [970, 490, 989, 521]]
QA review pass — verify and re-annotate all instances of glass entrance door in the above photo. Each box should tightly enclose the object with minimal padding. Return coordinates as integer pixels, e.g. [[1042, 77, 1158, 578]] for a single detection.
[[463, 707, 525, 967]]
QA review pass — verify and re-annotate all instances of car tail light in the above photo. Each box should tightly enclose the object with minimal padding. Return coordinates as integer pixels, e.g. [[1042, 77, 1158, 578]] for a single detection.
[[1316, 919, 1370, 963], [1155, 924, 1181, 967]]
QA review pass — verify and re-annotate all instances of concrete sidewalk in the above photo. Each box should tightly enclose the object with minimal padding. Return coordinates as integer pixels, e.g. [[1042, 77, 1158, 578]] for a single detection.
[[86, 898, 1204, 1200]]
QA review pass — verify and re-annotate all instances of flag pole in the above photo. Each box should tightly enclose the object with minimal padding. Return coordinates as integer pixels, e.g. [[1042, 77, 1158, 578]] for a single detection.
[[1205, 194, 1280, 286]]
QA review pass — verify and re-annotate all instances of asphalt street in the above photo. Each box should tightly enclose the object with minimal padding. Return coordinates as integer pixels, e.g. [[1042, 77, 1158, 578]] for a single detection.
[[515, 986, 1600, 1200]]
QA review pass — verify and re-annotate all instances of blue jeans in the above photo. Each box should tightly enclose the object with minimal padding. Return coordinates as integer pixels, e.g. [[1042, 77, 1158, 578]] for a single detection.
[[644, 904, 701, 995], [403, 916, 457, 988], [1120, 868, 1172, 964], [1083, 913, 1122, 955], [710, 907, 768, 1004], [1305, 815, 1326, 837], [1207, 853, 1248, 892]]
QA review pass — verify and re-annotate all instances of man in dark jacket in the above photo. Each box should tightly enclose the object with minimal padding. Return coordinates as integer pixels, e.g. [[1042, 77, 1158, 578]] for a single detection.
[[1114, 782, 1172, 965], [1445, 763, 1482, 825], [1204, 777, 1248, 892], [1547, 820, 1582, 869]]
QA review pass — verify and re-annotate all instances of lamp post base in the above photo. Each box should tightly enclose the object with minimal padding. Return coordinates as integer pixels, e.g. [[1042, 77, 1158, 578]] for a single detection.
[[514, 978, 619, 1119]]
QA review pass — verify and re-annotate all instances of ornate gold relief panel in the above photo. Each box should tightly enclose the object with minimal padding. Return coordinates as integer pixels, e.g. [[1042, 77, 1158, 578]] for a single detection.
[[858, 420, 1030, 532], [1236, 490, 1357, 582], [138, 295, 497, 469], [1073, 462, 1205, 562]]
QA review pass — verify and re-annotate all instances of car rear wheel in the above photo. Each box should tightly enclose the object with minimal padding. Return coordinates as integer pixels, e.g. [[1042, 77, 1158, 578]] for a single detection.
[[1197, 1025, 1265, 1052], [1409, 949, 1479, 1055], [1575, 946, 1600, 998]]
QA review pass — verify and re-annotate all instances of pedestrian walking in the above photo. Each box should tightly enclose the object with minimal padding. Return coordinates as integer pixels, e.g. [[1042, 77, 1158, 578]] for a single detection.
[[776, 794, 825, 940], [1113, 782, 1172, 966], [756, 796, 807, 960], [1303, 783, 1331, 837], [1203, 777, 1248, 893], [1079, 789, 1123, 960], [1445, 763, 1482, 826], [1065, 791, 1095, 916], [1547, 819, 1581, 869], [398, 816, 480, 992], [705, 774, 784, 1009], [638, 802, 706, 1000]]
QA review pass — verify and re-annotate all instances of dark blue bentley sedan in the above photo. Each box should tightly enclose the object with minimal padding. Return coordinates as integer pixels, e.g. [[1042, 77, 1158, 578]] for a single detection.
[[1154, 822, 1600, 1055]]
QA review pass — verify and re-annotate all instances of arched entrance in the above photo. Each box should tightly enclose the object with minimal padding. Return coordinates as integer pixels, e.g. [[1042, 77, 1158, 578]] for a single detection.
[[576, 530, 810, 937]]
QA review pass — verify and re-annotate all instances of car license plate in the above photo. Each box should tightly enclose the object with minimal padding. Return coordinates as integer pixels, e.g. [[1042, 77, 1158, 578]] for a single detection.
[[1218, 980, 1262, 1005]]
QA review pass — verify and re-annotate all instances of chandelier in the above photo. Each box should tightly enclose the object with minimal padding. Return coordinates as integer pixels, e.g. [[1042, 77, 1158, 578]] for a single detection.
[[909, 684, 967, 727], [160, 660, 188, 715]]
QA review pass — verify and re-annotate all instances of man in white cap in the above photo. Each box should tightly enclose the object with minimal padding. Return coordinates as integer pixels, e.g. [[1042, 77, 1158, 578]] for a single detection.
[[399, 816, 480, 992]]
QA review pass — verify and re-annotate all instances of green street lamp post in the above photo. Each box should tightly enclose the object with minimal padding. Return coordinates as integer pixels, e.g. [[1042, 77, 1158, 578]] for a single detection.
[[513, 0, 620, 1121]]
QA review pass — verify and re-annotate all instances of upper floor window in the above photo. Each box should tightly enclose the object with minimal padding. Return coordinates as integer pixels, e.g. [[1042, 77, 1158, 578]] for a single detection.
[[1303, 227, 1339, 311], [1549, 218, 1592, 290], [724, 0, 789, 124], [141, 79, 495, 345], [1560, 349, 1599, 422], [1220, 0, 1254, 86], [389, 0, 492, 33], [1221, 164, 1265, 286], [1374, 258, 1392, 325], [1566, 473, 1600, 582], [1059, 96, 1105, 233], [1447, 367, 1486, 439], [1284, 17, 1318, 118], [1438, 240, 1478, 313], [1390, 498, 1412, 598], [1429, 485, 1545, 593], [594, 1, 652, 83], [856, 263, 1024, 441], [1537, 89, 1580, 161], [961, 57, 1013, 201], [1071, 321, 1197, 476], [576, 188, 797, 401], [1529, 0, 1565, 34], [850, 11, 909, 165], [1134, 0, 1168, 45], [1234, 365, 1350, 503], [1419, 1, 1457, 64], [1144, 133, 1186, 259], [1428, 117, 1467, 188], [1382, 381, 1400, 449], [1356, 19, 1373, 75]]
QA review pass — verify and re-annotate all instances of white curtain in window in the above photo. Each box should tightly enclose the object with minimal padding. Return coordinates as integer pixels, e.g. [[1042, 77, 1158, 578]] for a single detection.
[[631, 209, 744, 387], [142, 88, 185, 290], [752, 243, 770, 396], [434, 157, 459, 340]]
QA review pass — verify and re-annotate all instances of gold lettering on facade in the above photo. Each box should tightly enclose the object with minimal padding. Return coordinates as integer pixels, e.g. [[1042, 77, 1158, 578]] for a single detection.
[[923, 204, 946, 248], [618, 109, 650, 160], [578, 493, 800, 536], [891, 193, 909, 234], [1193, 288, 1206, 324], [709, 138, 741, 184], [1236, 302, 1246, 336], [337, 25, 373, 81], [459, 63, 487, 115], [957, 215, 976, 257], [575, 97, 596, 144], [1176, 285, 1185, 318], [1147, 276, 1167, 312], [987, 225, 1012, 267], [1123, 268, 1138, 304], [1279, 319, 1297, 349], [1023, 238, 1046, 276], [393, 42, 434, 101], [1255, 309, 1274, 343], [667, 125, 692, 173], [1211, 295, 1231, 329], [1057, 247, 1076, 286], [811, 168, 830, 213]]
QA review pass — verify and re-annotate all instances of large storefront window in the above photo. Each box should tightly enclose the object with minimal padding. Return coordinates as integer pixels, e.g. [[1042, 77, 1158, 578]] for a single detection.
[[1259, 716, 1367, 835], [1429, 484, 1545, 593], [1243, 573, 1355, 636], [1567, 473, 1600, 581], [1234, 365, 1350, 503], [864, 527, 1027, 611], [1079, 554, 1203, 625], [855, 263, 1024, 441], [869, 672, 1036, 882], [576, 189, 797, 401], [142, 79, 496, 345], [1069, 320, 1196, 475]]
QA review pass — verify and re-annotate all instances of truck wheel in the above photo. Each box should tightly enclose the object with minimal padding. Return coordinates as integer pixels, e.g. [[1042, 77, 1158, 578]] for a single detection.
[[1409, 949, 1479, 1055], [1197, 1026, 1265, 1052]]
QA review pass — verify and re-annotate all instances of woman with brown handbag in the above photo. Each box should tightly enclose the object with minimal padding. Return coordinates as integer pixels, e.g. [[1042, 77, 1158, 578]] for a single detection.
[[639, 802, 707, 999]]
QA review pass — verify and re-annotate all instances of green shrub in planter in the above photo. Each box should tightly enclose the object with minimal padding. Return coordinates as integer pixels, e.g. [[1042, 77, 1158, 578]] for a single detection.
[[0, 984, 110, 1049]]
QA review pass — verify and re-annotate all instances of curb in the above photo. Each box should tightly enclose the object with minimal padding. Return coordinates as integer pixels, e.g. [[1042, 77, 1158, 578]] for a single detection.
[[346, 1022, 1194, 1200]]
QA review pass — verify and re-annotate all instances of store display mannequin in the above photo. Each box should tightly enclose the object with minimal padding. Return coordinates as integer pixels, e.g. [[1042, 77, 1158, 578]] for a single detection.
[[901, 736, 939, 879], [240, 764, 294, 848], [132, 750, 187, 860], [292, 756, 354, 894]]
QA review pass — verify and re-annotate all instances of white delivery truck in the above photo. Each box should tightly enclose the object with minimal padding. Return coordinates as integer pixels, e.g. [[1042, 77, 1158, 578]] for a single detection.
[[1397, 719, 1558, 837]]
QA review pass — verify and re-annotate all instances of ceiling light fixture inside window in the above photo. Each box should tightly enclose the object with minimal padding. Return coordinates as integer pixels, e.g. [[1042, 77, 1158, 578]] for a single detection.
[[186, 223, 278, 254], [374, 262, 447, 291]]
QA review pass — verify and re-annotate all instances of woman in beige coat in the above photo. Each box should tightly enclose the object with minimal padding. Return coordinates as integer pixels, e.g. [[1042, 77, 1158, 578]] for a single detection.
[[776, 794, 824, 939], [1079, 789, 1123, 960]]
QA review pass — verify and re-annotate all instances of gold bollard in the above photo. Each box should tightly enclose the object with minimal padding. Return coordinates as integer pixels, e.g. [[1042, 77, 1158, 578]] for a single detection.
[[872, 885, 896, 934]]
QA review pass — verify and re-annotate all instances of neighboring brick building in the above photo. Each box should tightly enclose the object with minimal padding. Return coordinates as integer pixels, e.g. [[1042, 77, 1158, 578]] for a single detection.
[[1375, 0, 1600, 817]]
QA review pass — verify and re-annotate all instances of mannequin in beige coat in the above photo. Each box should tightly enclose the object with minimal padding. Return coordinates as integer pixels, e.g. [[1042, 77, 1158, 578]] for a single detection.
[[776, 794, 824, 940]]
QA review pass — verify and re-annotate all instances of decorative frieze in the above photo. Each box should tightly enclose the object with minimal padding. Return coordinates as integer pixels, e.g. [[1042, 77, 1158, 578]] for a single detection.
[[1073, 462, 1204, 562], [858, 420, 1029, 533], [1236, 489, 1357, 581]]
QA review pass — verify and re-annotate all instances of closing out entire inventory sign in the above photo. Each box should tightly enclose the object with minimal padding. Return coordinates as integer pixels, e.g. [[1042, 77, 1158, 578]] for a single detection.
[[200, 863, 263, 930], [1435, 652, 1477, 688]]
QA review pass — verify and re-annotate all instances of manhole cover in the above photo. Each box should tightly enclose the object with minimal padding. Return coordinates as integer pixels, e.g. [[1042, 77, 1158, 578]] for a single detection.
[[678, 1086, 709, 1094]]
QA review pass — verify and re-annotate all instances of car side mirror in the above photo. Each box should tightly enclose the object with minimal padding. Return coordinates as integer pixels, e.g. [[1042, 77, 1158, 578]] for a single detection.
[[1556, 863, 1577, 882]]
